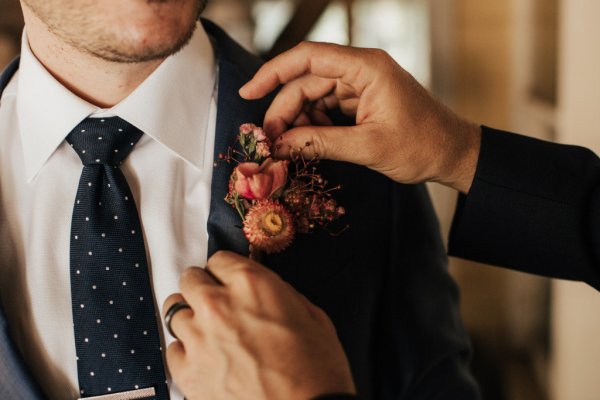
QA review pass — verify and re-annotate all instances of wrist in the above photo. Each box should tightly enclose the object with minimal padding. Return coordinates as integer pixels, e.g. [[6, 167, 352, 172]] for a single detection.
[[436, 117, 481, 193]]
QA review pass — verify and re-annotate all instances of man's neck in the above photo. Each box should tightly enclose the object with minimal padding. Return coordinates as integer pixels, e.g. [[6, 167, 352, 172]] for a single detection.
[[23, 9, 163, 108]]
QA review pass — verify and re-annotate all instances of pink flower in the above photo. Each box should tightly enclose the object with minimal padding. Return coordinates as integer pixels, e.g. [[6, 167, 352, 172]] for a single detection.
[[243, 200, 295, 254], [239, 123, 268, 142], [256, 142, 271, 158], [253, 126, 267, 141], [234, 159, 288, 200], [239, 123, 255, 135]]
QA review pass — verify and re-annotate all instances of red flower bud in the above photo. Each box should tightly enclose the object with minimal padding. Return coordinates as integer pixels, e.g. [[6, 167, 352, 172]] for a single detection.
[[234, 159, 289, 200]]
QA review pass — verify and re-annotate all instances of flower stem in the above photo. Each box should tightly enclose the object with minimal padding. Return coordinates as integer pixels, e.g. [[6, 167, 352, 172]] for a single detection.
[[249, 246, 262, 262], [234, 199, 245, 220]]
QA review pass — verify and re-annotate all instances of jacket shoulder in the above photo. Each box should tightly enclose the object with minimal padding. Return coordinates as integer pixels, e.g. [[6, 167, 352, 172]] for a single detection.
[[0, 57, 20, 98], [201, 18, 264, 77]]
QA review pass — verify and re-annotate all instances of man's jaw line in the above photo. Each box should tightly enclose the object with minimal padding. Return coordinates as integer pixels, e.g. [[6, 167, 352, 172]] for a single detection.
[[26, 26, 164, 108], [21, 7, 197, 108]]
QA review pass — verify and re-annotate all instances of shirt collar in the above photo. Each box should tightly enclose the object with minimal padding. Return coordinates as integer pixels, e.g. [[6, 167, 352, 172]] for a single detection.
[[17, 22, 216, 181]]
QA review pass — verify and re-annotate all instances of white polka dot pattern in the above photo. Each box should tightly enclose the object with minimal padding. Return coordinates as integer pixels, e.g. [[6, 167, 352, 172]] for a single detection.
[[67, 117, 168, 399]]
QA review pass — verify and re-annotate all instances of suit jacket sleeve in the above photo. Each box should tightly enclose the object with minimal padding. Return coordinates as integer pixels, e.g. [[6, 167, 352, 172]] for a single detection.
[[448, 126, 600, 290]]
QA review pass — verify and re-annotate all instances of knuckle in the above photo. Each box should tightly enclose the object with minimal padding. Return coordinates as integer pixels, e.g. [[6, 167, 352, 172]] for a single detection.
[[212, 249, 226, 257], [197, 287, 224, 305], [193, 288, 227, 316], [295, 40, 312, 52], [233, 267, 263, 292], [296, 40, 328, 58], [371, 47, 389, 59], [310, 128, 329, 159], [364, 47, 388, 61], [209, 250, 228, 263], [231, 257, 256, 272], [363, 48, 394, 70]]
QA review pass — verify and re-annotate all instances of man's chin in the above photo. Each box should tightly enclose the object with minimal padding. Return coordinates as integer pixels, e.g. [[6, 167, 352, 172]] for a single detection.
[[88, 25, 197, 64], [87, 0, 205, 63]]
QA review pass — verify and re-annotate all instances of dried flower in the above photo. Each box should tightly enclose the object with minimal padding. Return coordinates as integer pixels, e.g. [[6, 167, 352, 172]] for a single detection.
[[223, 123, 346, 255], [243, 201, 295, 254], [239, 123, 255, 135], [252, 126, 267, 142], [236, 123, 272, 164], [256, 142, 271, 158]]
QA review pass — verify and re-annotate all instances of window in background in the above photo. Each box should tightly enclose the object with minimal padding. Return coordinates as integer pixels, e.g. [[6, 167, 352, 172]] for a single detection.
[[253, 0, 296, 53], [203, 0, 256, 51], [352, 0, 430, 86], [307, 1, 350, 46], [252, 0, 430, 86], [531, 0, 558, 105]]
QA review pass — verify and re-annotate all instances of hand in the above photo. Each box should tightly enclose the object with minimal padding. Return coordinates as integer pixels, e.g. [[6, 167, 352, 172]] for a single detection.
[[240, 42, 482, 193], [163, 251, 356, 400]]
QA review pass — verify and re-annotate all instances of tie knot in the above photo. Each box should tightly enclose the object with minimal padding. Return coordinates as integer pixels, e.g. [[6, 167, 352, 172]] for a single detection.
[[67, 117, 143, 166]]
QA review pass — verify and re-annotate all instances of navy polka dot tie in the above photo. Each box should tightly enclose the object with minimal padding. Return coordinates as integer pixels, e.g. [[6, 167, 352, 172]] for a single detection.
[[67, 117, 169, 399]]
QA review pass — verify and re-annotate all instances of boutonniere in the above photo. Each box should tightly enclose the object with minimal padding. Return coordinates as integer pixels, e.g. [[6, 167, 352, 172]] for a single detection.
[[222, 123, 346, 259]]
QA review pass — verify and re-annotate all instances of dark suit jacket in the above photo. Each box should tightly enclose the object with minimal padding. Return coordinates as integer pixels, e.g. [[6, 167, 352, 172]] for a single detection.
[[449, 126, 600, 290], [0, 20, 479, 399]]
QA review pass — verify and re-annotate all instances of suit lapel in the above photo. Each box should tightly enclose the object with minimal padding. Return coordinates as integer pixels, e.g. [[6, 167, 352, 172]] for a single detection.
[[206, 59, 252, 257], [0, 57, 44, 399], [203, 20, 276, 258], [0, 307, 44, 399]]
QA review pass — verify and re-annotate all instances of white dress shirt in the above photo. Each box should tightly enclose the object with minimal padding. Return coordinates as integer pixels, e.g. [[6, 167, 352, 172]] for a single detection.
[[0, 23, 217, 399]]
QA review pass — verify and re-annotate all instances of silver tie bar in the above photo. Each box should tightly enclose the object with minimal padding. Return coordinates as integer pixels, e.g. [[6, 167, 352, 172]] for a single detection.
[[78, 387, 156, 400]]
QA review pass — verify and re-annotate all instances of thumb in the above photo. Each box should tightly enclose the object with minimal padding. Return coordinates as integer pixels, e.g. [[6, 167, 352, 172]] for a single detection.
[[272, 124, 374, 166]]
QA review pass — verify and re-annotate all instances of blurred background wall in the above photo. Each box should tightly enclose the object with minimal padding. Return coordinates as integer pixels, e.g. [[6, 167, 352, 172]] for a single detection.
[[1, 0, 599, 399]]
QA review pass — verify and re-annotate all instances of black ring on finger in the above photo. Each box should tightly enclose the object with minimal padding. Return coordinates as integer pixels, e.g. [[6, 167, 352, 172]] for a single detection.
[[164, 301, 192, 340]]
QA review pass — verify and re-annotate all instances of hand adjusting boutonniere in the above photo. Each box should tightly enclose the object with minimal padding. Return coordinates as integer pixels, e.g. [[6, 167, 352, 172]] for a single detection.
[[221, 123, 346, 259]]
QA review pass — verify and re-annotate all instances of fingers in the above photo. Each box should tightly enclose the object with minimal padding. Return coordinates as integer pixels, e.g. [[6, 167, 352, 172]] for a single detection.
[[240, 42, 363, 100], [273, 124, 376, 167], [263, 74, 337, 138], [166, 340, 186, 377], [163, 263, 237, 345], [178, 266, 228, 313], [163, 293, 195, 341], [205, 251, 271, 286], [179, 266, 219, 292]]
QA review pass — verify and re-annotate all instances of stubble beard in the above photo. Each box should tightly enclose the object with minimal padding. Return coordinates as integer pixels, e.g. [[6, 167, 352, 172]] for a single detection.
[[76, 22, 200, 64], [22, 0, 208, 63]]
